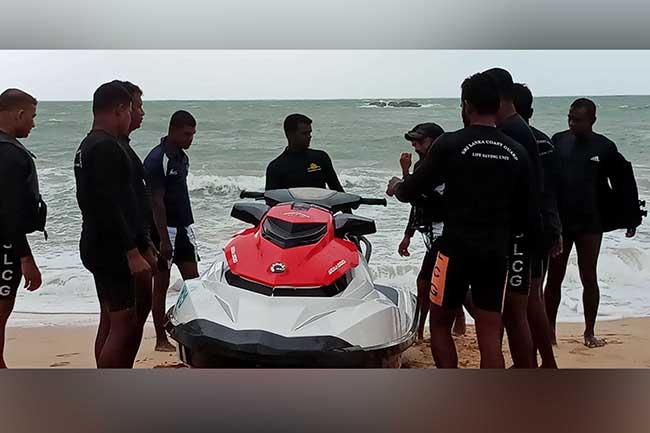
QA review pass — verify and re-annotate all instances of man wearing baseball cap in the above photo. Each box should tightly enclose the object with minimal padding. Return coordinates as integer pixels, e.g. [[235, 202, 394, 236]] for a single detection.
[[398, 123, 466, 342]]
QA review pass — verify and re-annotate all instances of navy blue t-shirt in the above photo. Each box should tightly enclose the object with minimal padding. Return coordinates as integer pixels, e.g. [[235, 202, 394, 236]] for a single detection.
[[143, 137, 194, 228]]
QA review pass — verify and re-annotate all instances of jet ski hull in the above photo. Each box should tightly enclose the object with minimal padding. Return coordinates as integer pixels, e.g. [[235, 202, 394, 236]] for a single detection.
[[166, 315, 417, 368]]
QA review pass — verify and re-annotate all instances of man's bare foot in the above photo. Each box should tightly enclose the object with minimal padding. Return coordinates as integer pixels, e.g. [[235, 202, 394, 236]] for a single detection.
[[539, 362, 558, 369], [452, 319, 466, 337], [155, 340, 176, 352], [584, 335, 606, 348]]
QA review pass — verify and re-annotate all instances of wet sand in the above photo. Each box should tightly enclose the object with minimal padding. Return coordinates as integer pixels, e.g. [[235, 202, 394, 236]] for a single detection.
[[5, 317, 650, 368]]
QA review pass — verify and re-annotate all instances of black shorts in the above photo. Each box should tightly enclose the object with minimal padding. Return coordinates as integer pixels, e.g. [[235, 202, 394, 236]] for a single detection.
[[429, 243, 508, 313], [154, 226, 200, 271], [505, 233, 536, 295], [541, 255, 550, 279], [417, 238, 441, 282], [530, 254, 544, 279], [93, 267, 136, 312], [0, 243, 22, 300]]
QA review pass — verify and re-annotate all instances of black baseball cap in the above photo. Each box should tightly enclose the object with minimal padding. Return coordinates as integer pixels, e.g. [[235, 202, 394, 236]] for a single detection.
[[404, 122, 444, 141]]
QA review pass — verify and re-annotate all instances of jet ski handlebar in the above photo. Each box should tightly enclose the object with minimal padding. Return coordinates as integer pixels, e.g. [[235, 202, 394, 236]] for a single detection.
[[240, 191, 265, 199], [359, 198, 387, 207], [240, 190, 387, 207]]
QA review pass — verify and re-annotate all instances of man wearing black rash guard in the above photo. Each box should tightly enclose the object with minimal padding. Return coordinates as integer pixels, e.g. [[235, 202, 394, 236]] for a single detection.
[[545, 98, 637, 349], [265, 114, 344, 192], [74, 81, 151, 368], [116, 81, 158, 361], [483, 68, 544, 369], [397, 122, 466, 342], [512, 82, 561, 368], [0, 89, 45, 368], [387, 73, 538, 368]]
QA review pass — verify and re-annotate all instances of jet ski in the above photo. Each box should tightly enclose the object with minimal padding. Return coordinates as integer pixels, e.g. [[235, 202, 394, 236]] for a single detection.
[[165, 188, 418, 368]]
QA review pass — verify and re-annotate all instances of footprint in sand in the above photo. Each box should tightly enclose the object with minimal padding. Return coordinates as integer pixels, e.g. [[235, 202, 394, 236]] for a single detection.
[[569, 348, 594, 356], [56, 352, 80, 358], [153, 363, 188, 369], [50, 361, 70, 367]]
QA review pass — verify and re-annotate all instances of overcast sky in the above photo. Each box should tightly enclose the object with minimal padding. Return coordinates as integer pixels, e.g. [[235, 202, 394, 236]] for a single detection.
[[1, 50, 649, 100]]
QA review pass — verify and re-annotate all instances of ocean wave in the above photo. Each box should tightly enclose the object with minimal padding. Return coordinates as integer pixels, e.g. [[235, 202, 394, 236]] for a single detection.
[[185, 172, 388, 195], [47, 118, 64, 123], [339, 173, 386, 190], [11, 243, 650, 324], [187, 174, 265, 195], [617, 104, 650, 110]]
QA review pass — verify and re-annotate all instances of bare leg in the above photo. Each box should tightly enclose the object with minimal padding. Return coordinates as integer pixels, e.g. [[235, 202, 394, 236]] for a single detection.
[[131, 247, 157, 363], [527, 276, 557, 368], [574, 233, 605, 348], [152, 267, 174, 352], [428, 304, 458, 368], [544, 237, 573, 345], [135, 247, 156, 331], [503, 292, 535, 368], [131, 270, 152, 364], [0, 298, 16, 369], [416, 278, 430, 342], [177, 262, 199, 280], [452, 307, 466, 336], [474, 307, 505, 369], [97, 308, 139, 368], [95, 303, 111, 365]]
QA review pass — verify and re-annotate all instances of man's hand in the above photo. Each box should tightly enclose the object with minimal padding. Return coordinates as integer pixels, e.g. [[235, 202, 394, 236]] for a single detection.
[[160, 238, 173, 262], [400, 153, 412, 176], [549, 235, 563, 258], [626, 228, 636, 238], [127, 248, 151, 276], [398, 236, 411, 257], [386, 177, 402, 197], [21, 256, 42, 292], [142, 244, 158, 272]]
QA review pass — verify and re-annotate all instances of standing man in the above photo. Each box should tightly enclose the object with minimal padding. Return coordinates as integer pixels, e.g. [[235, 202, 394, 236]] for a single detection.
[[0, 89, 46, 368], [144, 110, 199, 352], [265, 114, 344, 191], [116, 81, 158, 361], [397, 122, 466, 342], [74, 81, 151, 368], [545, 98, 639, 348], [483, 68, 545, 368], [387, 73, 538, 368], [512, 82, 561, 368]]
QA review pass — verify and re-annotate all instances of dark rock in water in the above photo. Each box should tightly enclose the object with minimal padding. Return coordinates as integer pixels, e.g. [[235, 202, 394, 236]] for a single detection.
[[388, 100, 422, 108], [367, 100, 421, 108]]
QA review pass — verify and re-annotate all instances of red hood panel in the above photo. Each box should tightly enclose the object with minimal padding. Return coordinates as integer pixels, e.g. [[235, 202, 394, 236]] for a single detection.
[[224, 204, 359, 287]]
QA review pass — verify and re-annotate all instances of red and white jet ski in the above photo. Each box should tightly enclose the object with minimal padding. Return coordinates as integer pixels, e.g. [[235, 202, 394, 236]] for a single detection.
[[165, 188, 417, 367]]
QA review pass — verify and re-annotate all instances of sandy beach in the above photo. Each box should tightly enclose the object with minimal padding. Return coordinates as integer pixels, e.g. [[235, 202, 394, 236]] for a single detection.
[[5, 317, 650, 368]]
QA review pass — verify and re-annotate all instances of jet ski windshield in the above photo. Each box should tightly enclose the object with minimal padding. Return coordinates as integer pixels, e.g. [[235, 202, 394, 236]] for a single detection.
[[262, 216, 328, 249]]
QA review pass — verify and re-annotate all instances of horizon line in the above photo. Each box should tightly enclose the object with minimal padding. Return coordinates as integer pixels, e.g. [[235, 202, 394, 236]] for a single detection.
[[34, 93, 650, 103]]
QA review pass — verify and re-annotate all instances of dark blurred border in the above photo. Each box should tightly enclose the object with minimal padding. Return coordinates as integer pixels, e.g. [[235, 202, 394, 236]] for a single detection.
[[1, 370, 649, 433], [3, 0, 650, 48], [2, 2, 649, 433]]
